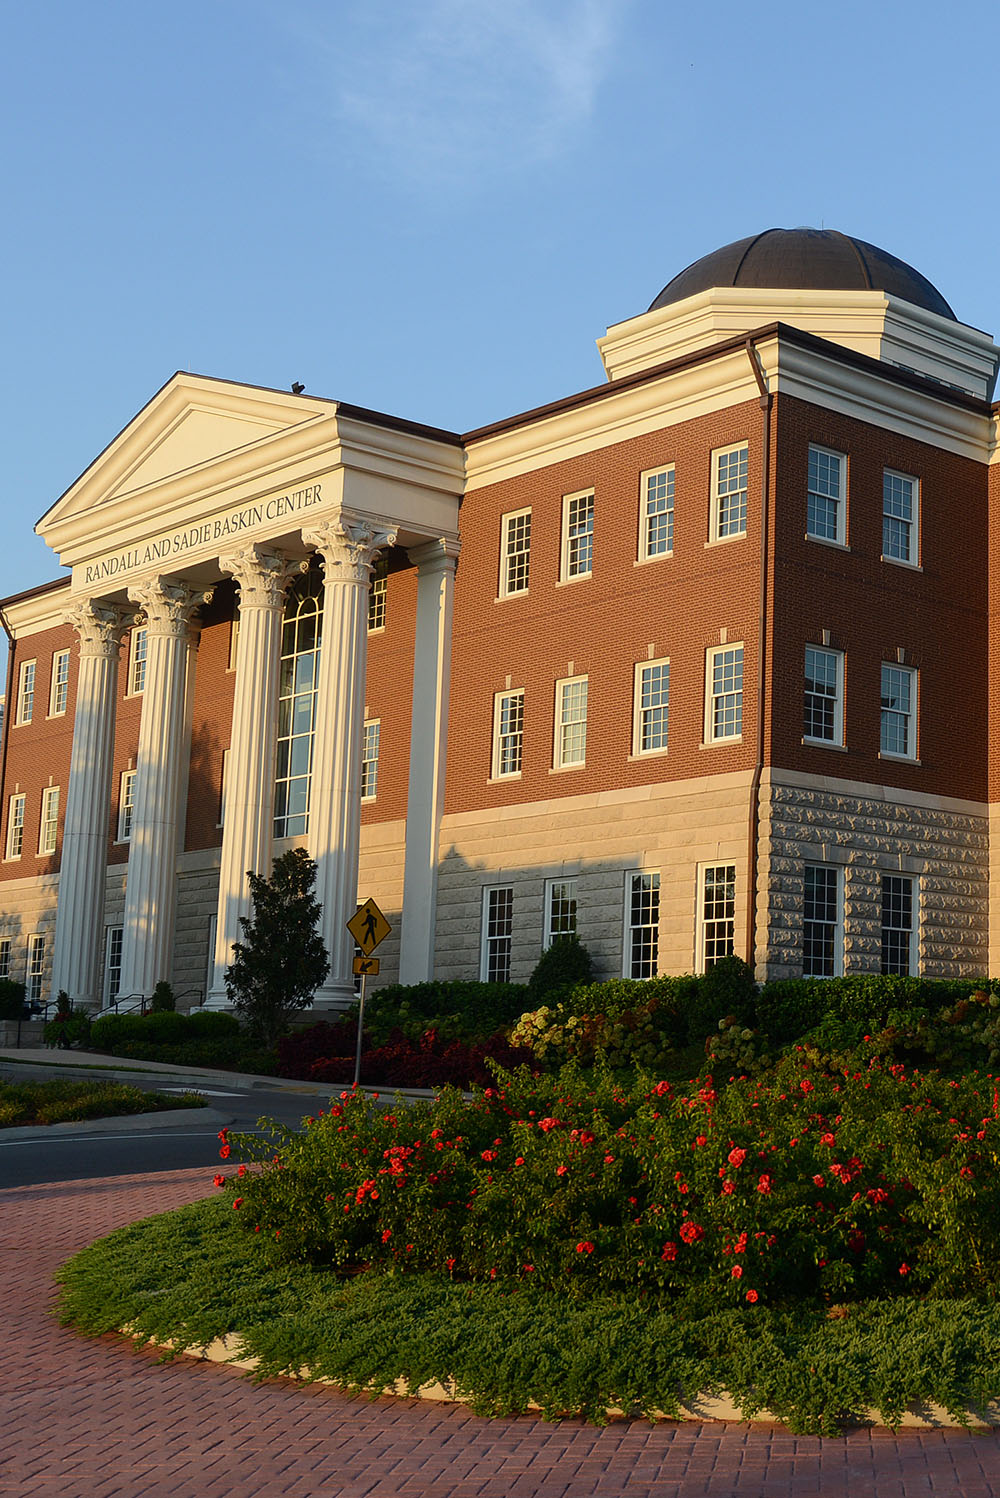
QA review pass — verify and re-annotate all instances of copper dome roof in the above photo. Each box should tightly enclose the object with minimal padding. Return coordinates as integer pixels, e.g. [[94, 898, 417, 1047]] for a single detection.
[[649, 228, 955, 321]]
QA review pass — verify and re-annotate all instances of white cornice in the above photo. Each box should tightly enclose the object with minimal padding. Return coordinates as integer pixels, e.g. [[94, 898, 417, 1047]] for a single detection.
[[1, 584, 71, 640]]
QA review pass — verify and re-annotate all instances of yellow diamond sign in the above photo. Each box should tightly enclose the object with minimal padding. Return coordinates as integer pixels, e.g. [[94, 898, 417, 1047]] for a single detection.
[[348, 898, 391, 956]]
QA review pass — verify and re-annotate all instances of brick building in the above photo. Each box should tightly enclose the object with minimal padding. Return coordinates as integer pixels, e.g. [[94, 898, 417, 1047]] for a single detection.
[[3, 227, 998, 1011]]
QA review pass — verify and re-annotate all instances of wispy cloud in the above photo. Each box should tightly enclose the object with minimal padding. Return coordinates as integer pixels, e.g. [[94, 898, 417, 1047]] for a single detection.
[[287, 1, 627, 181]]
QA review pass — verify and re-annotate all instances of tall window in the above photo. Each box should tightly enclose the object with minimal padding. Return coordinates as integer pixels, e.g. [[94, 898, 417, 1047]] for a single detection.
[[39, 786, 59, 856], [117, 770, 136, 843], [368, 555, 388, 631], [803, 865, 841, 977], [26, 934, 45, 1004], [634, 659, 669, 755], [706, 644, 743, 742], [561, 490, 594, 580], [641, 466, 674, 559], [883, 470, 919, 565], [500, 509, 531, 596], [492, 689, 524, 778], [881, 875, 915, 975], [128, 628, 148, 695], [711, 444, 748, 540], [6, 794, 25, 860], [218, 749, 230, 827], [880, 663, 916, 758], [545, 878, 577, 947], [482, 886, 514, 982], [49, 649, 70, 716], [16, 661, 35, 725], [803, 646, 844, 745], [554, 676, 587, 767], [361, 719, 380, 801], [0, 938, 10, 979], [228, 614, 240, 670], [807, 445, 846, 545], [104, 926, 124, 1006], [626, 871, 659, 979], [274, 574, 322, 837], [700, 864, 736, 968]]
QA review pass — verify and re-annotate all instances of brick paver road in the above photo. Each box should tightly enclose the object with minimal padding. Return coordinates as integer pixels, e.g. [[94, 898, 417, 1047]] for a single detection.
[[3, 1166, 1000, 1497]]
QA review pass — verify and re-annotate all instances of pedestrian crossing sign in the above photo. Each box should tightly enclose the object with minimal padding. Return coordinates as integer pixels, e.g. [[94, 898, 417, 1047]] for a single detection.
[[347, 898, 391, 956]]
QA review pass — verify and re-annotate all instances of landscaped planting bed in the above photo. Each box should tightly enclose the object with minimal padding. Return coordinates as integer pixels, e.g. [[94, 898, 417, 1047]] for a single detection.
[[0, 1078, 207, 1127]]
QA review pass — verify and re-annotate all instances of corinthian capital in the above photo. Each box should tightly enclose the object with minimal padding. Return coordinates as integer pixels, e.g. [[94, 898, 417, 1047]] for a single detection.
[[303, 513, 397, 584], [66, 598, 135, 659], [128, 578, 214, 638], [219, 544, 309, 609]]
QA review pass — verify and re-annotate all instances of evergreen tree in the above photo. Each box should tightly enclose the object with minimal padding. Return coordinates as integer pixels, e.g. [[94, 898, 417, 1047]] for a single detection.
[[225, 848, 329, 1045]]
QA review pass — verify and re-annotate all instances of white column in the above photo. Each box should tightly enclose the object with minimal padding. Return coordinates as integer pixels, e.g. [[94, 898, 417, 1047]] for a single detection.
[[117, 578, 212, 1002], [206, 545, 308, 1007], [50, 600, 131, 1010], [304, 514, 396, 1010], [398, 538, 459, 984]]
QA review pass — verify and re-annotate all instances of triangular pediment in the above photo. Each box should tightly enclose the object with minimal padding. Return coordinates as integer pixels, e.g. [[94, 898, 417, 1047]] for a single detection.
[[39, 373, 333, 539]]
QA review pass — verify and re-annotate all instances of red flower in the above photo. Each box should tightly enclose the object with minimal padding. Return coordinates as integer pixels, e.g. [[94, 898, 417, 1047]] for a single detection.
[[219, 1145, 231, 1160], [514, 1156, 525, 1166], [757, 1174, 772, 1195], [694, 1135, 707, 1147], [446, 1257, 456, 1271], [212, 1174, 225, 1188], [661, 1241, 678, 1261], [721, 1180, 735, 1195], [899, 1263, 911, 1275], [728, 1148, 746, 1168], [820, 1133, 835, 1146], [232, 1198, 243, 1210], [237, 1164, 246, 1178], [679, 1222, 704, 1245], [481, 1150, 497, 1162], [538, 1117, 561, 1133], [812, 1174, 824, 1187], [575, 1241, 595, 1254], [381, 1228, 392, 1243], [731, 1265, 743, 1279], [653, 1081, 671, 1096], [556, 1165, 568, 1177], [217, 1128, 229, 1142], [745, 1289, 759, 1303]]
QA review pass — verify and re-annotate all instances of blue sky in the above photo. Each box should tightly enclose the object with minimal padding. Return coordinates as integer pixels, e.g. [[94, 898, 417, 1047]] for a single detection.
[[2, 0, 998, 613]]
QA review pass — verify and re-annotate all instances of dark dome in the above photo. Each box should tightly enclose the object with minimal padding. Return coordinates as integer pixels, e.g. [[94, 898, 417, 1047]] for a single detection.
[[649, 228, 955, 321]]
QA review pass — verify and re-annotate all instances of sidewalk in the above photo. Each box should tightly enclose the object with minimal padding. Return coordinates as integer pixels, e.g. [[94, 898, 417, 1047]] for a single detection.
[[4, 1166, 1000, 1497]]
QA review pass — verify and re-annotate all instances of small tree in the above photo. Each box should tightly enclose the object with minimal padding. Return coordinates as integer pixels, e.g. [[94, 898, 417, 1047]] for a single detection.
[[225, 849, 329, 1046]]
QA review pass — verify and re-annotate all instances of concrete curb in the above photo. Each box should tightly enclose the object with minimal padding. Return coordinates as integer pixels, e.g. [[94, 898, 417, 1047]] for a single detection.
[[0, 1106, 230, 1143]]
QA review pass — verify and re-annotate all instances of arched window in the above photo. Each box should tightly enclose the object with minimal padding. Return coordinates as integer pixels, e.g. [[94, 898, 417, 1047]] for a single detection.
[[274, 571, 322, 837]]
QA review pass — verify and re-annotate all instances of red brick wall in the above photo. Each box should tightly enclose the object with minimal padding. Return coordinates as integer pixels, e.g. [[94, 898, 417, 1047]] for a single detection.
[[0, 622, 77, 880], [185, 585, 237, 852], [448, 399, 766, 816], [769, 395, 989, 802], [362, 546, 416, 827]]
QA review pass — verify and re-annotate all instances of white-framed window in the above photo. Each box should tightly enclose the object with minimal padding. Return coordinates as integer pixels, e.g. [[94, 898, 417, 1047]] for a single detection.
[[5, 794, 25, 860], [361, 719, 380, 800], [275, 574, 321, 838], [127, 628, 148, 695], [881, 874, 916, 976], [26, 934, 45, 1004], [803, 864, 842, 978], [206, 913, 218, 996], [103, 926, 124, 1007], [633, 659, 670, 756], [217, 749, 230, 828], [806, 445, 846, 545], [481, 886, 514, 982], [499, 509, 532, 597], [883, 469, 919, 566], [640, 466, 674, 559], [49, 649, 70, 717], [117, 769, 136, 843], [228, 614, 240, 671], [625, 871, 659, 979], [561, 489, 594, 581], [368, 554, 388, 631], [803, 646, 844, 745], [492, 689, 524, 779], [699, 864, 736, 969], [554, 676, 587, 768], [710, 443, 748, 541], [39, 786, 59, 856], [705, 644, 743, 742], [880, 663, 917, 759], [15, 660, 36, 725], [544, 878, 577, 947], [0, 937, 11, 979]]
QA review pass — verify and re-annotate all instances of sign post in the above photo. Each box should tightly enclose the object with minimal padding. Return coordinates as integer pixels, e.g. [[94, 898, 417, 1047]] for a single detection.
[[346, 899, 392, 1089]]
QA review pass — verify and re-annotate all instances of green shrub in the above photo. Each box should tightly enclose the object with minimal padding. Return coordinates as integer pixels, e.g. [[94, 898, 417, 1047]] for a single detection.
[[150, 981, 176, 1013], [0, 978, 27, 1020], [90, 1008, 240, 1056], [185, 1010, 241, 1038], [512, 976, 695, 1069], [359, 980, 529, 1047], [754, 975, 990, 1047], [43, 1007, 91, 1049], [685, 956, 757, 1043], [526, 936, 594, 1003]]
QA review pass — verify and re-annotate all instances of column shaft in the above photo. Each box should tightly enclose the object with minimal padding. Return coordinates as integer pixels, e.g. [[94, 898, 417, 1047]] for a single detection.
[[117, 580, 210, 1002], [305, 515, 395, 1009], [207, 547, 306, 1006], [399, 538, 459, 984], [50, 602, 130, 1009]]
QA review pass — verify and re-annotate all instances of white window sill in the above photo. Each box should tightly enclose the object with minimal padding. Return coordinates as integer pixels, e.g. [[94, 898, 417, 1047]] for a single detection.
[[805, 533, 850, 552], [494, 592, 529, 604], [11, 721, 32, 729], [802, 737, 848, 752], [556, 573, 593, 588], [634, 552, 673, 568], [700, 735, 743, 748], [628, 748, 669, 762], [488, 772, 522, 784], [550, 762, 585, 774], [46, 713, 68, 722], [704, 533, 747, 549], [879, 750, 921, 765], [360, 796, 377, 804], [366, 626, 386, 636], [881, 555, 922, 572]]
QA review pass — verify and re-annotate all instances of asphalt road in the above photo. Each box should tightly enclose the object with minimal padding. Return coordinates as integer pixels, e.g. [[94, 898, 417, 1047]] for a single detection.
[[0, 1061, 338, 1189]]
